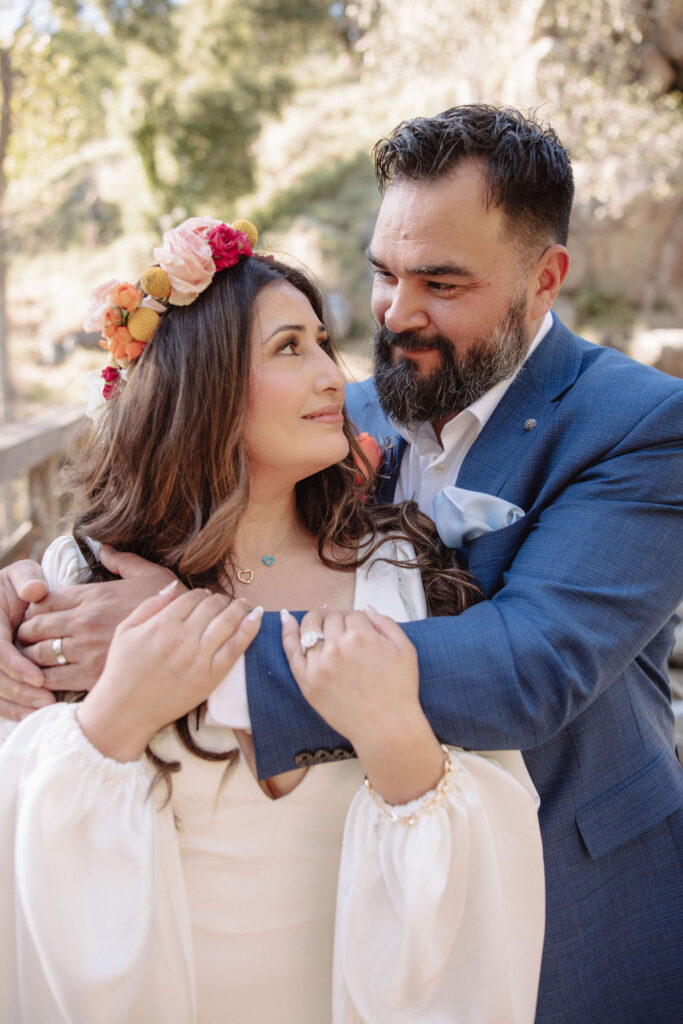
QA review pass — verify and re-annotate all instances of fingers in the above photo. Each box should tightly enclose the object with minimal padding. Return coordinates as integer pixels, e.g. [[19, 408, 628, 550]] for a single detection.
[[0, 692, 54, 722], [362, 607, 412, 648], [0, 637, 45, 686], [20, 637, 75, 670], [116, 580, 183, 633], [100, 544, 177, 586], [210, 603, 263, 675], [281, 609, 307, 682], [6, 560, 48, 604], [18, 608, 84, 646]]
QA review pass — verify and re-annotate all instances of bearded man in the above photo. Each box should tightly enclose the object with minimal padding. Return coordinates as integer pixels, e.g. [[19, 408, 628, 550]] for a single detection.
[[2, 106, 682, 1023]]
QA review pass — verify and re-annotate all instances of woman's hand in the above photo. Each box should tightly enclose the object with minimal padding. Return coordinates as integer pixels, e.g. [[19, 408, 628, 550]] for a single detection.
[[281, 606, 444, 804], [77, 584, 263, 762]]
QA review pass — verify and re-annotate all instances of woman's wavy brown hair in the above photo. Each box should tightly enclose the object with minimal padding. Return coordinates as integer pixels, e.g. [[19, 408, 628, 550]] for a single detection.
[[64, 254, 479, 786]]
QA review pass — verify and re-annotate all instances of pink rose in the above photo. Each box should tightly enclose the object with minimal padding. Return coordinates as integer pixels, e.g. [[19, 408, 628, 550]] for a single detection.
[[208, 224, 252, 270], [153, 217, 222, 301], [83, 278, 120, 334]]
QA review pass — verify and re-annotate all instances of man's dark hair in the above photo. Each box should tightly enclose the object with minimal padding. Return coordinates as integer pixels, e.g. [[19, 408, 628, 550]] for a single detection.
[[373, 105, 574, 252]]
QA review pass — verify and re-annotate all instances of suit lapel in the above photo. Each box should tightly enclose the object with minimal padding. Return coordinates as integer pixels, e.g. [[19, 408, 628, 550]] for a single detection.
[[456, 316, 584, 499]]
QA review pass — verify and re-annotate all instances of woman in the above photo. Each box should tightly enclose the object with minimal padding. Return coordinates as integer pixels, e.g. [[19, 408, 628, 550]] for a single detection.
[[0, 217, 544, 1023]]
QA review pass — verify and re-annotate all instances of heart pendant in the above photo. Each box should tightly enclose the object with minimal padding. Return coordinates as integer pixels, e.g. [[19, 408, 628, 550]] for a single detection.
[[262, 556, 275, 567], [237, 569, 254, 584]]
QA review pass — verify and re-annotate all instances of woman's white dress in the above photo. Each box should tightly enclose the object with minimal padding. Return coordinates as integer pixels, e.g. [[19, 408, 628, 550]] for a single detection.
[[0, 536, 545, 1024]]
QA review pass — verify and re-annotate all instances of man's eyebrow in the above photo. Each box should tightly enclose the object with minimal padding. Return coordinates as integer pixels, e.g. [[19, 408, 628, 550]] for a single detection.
[[263, 323, 326, 343], [365, 249, 474, 278]]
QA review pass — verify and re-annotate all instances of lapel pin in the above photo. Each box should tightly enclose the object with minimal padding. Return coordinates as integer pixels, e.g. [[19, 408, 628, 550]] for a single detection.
[[524, 419, 537, 431]]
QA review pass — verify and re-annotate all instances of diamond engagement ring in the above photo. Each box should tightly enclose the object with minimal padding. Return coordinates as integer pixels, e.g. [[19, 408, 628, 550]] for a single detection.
[[300, 630, 325, 655], [52, 637, 69, 665]]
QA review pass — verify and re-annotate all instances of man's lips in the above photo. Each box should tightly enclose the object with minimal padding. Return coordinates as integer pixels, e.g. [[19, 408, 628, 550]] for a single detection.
[[302, 405, 344, 423], [392, 344, 442, 362]]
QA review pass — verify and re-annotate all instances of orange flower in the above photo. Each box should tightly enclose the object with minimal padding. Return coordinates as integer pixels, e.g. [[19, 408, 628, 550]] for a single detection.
[[112, 282, 142, 313], [106, 326, 146, 362], [103, 307, 124, 339], [354, 431, 383, 485]]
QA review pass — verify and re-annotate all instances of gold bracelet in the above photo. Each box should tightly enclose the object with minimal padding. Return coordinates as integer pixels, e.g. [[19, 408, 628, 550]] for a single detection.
[[363, 744, 454, 826]]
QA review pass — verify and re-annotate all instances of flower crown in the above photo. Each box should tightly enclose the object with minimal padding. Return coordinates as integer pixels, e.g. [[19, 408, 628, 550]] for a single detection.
[[84, 216, 258, 408]]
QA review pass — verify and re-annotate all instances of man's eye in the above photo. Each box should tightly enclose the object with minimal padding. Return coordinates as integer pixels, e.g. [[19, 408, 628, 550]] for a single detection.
[[372, 268, 395, 281], [427, 282, 459, 293]]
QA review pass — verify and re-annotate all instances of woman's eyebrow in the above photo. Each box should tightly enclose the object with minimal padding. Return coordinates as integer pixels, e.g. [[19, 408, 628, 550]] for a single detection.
[[264, 323, 326, 343], [365, 249, 474, 278]]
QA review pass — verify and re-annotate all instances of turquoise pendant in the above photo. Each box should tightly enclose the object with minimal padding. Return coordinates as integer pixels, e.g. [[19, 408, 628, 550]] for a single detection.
[[262, 555, 275, 567]]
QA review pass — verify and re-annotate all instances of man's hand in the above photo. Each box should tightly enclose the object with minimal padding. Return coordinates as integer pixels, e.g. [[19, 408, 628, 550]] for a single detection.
[[16, 546, 180, 695], [0, 560, 52, 720]]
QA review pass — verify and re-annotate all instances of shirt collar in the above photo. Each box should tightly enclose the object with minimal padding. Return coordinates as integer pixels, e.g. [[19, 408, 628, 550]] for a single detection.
[[395, 311, 553, 450]]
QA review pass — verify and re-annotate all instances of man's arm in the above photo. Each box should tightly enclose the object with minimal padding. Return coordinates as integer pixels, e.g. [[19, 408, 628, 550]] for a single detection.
[[247, 388, 683, 777]]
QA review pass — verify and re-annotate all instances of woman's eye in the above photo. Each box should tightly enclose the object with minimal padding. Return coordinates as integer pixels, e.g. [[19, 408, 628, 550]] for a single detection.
[[278, 340, 299, 355]]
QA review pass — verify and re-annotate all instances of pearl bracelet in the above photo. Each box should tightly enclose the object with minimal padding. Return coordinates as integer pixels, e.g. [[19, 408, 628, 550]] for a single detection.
[[363, 744, 454, 826]]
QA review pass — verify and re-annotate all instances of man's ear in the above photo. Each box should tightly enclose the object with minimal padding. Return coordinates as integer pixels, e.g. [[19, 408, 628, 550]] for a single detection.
[[527, 245, 570, 320]]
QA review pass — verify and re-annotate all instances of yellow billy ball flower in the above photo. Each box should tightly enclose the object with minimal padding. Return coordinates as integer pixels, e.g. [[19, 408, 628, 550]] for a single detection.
[[140, 266, 171, 299], [232, 219, 258, 248], [127, 307, 160, 342]]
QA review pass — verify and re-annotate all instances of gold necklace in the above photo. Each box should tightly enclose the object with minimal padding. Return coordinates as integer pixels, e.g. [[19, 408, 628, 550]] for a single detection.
[[233, 525, 293, 585]]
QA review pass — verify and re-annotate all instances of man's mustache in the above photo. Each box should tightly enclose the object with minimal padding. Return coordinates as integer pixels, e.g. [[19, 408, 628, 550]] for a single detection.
[[374, 324, 453, 357]]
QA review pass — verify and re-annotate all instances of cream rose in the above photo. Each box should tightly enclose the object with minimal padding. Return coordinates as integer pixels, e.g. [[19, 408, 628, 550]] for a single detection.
[[153, 217, 223, 301], [83, 278, 120, 334]]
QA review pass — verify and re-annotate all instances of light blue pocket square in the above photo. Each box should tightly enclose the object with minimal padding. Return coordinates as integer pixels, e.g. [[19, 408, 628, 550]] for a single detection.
[[433, 485, 525, 548]]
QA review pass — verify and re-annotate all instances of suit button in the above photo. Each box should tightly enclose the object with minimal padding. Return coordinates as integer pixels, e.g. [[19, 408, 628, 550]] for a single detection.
[[332, 747, 356, 760], [293, 751, 314, 767], [313, 748, 334, 763]]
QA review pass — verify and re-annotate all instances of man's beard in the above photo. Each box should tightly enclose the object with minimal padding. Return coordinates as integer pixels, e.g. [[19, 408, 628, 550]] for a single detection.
[[373, 295, 531, 429]]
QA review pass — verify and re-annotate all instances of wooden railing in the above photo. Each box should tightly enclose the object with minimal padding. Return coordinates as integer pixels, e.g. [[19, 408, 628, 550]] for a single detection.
[[0, 406, 88, 568]]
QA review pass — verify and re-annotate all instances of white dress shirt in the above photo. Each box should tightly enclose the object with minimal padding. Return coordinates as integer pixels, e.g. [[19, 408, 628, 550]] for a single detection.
[[395, 312, 553, 519]]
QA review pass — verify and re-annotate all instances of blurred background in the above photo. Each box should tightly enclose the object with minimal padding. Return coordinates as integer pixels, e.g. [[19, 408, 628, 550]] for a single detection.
[[1, 0, 682, 419], [0, 0, 681, 721]]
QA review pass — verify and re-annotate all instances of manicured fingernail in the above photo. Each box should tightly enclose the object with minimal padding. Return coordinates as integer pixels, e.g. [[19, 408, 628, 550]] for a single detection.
[[363, 604, 379, 613], [159, 580, 178, 595], [280, 608, 291, 623], [248, 605, 264, 621]]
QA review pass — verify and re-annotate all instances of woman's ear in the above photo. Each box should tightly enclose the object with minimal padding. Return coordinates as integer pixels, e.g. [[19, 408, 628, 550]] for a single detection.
[[527, 245, 570, 320]]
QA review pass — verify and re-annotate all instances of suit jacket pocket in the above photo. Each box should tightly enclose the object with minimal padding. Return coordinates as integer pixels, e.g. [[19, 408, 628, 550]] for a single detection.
[[575, 748, 683, 860], [465, 514, 532, 597]]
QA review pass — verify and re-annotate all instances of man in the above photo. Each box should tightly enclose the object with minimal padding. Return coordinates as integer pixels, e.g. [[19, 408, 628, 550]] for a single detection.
[[2, 106, 682, 1022]]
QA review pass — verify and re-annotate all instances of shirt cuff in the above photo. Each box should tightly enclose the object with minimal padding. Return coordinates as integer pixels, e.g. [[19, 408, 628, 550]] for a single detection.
[[206, 655, 251, 730]]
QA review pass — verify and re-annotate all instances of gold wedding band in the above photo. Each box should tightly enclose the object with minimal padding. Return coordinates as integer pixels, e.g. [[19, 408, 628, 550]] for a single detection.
[[52, 637, 69, 665]]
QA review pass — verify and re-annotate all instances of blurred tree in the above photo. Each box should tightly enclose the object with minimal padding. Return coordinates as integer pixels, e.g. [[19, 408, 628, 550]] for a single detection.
[[127, 0, 338, 216]]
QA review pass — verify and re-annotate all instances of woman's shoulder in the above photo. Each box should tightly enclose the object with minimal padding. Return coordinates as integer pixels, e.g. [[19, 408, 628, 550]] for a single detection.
[[355, 534, 427, 622], [41, 535, 100, 589]]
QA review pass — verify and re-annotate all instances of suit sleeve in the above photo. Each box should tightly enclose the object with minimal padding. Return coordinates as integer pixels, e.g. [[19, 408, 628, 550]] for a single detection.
[[247, 388, 683, 777]]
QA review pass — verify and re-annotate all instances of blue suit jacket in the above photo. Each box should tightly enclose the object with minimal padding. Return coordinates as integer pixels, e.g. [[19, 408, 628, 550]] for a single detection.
[[246, 316, 683, 1022]]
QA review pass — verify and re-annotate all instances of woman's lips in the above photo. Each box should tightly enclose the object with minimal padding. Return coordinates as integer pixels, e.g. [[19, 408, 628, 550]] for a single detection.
[[302, 406, 344, 424]]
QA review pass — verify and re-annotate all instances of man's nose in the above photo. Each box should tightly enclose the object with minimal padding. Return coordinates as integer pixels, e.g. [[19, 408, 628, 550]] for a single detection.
[[382, 284, 429, 333]]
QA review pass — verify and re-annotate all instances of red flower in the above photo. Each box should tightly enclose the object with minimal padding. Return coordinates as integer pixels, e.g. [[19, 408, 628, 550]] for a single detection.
[[354, 432, 383, 486], [101, 365, 122, 400], [208, 224, 252, 270]]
